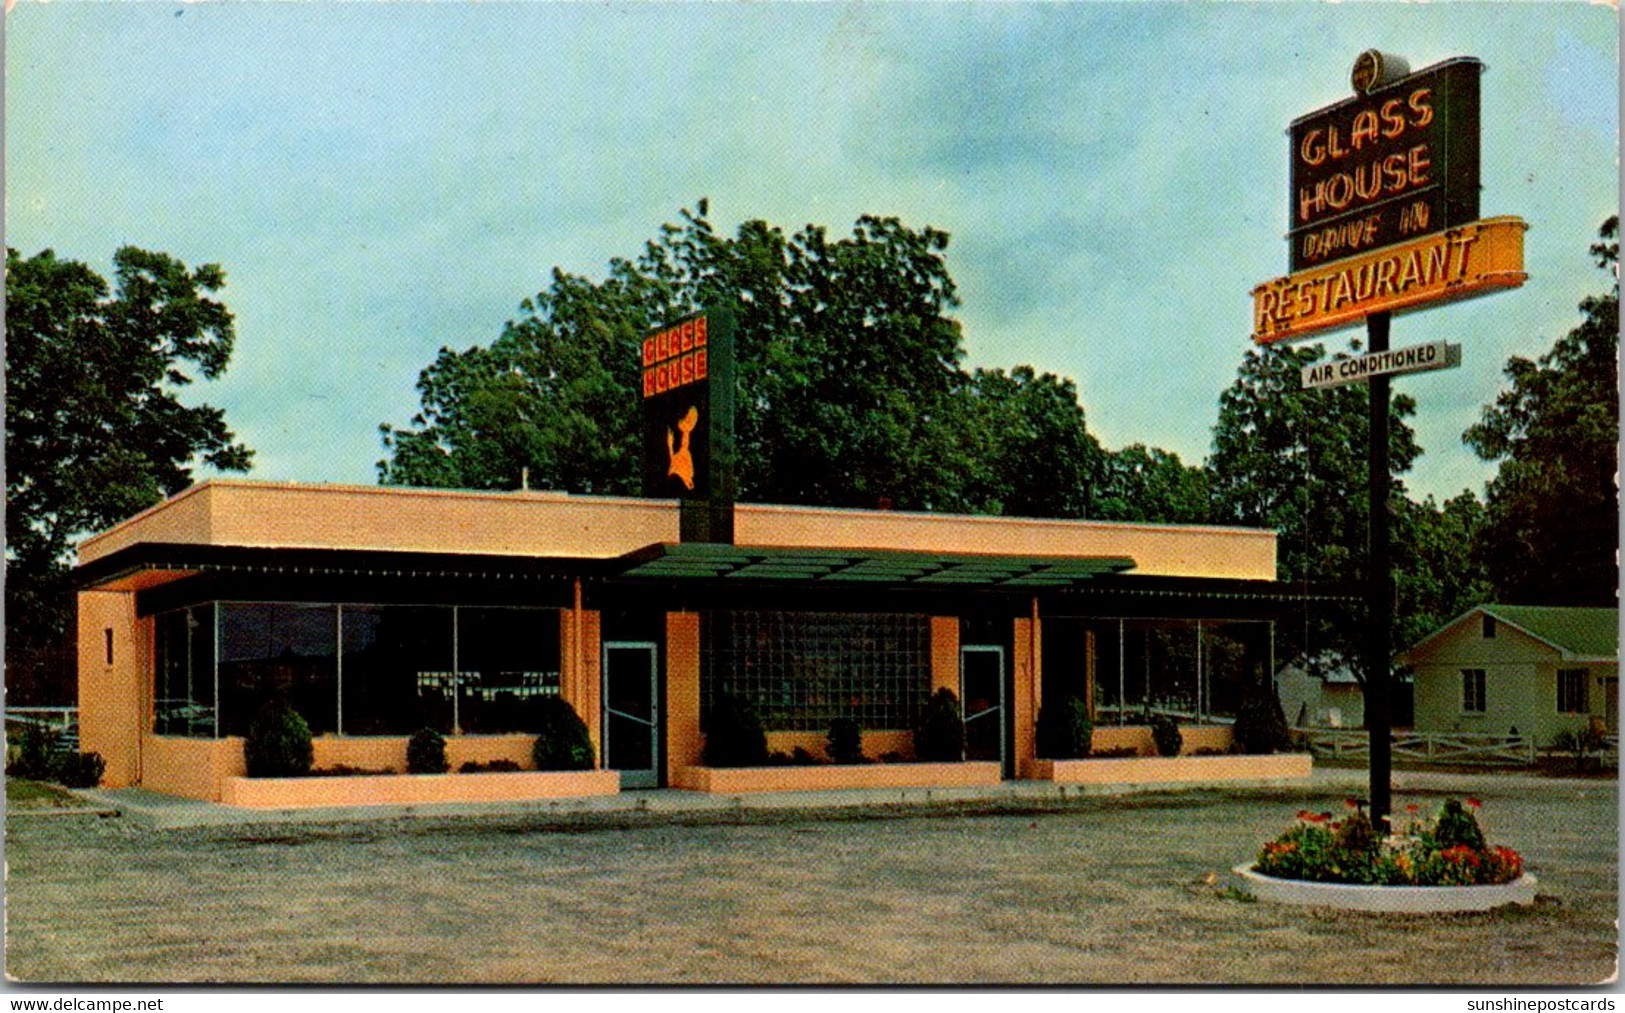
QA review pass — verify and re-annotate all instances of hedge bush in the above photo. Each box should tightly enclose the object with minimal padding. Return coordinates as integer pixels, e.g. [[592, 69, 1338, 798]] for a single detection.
[[244, 701, 314, 778], [914, 688, 965, 762], [1036, 698, 1093, 759], [54, 751, 107, 789], [1149, 711, 1183, 757], [703, 693, 768, 768], [1232, 677, 1292, 754], [406, 728, 449, 774], [7, 723, 60, 780], [826, 718, 864, 764], [532, 697, 596, 770]]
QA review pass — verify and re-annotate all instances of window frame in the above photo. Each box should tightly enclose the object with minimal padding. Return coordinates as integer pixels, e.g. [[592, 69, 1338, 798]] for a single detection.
[[152, 599, 563, 738], [1556, 668, 1590, 715], [1460, 668, 1487, 714]]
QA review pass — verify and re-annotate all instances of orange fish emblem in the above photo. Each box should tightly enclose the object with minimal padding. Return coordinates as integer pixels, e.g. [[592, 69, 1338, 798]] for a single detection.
[[667, 406, 698, 490]]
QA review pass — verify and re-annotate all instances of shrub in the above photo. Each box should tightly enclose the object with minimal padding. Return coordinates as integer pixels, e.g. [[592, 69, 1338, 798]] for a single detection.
[[1431, 798, 1486, 852], [1090, 745, 1141, 759], [914, 688, 965, 762], [1232, 679, 1292, 754], [532, 697, 595, 771], [827, 718, 864, 764], [458, 759, 522, 774], [310, 765, 396, 777], [406, 728, 449, 774], [1036, 698, 1093, 759], [1148, 711, 1183, 757], [244, 701, 313, 778], [702, 693, 768, 768], [1256, 820, 1337, 881], [1256, 798, 1522, 887], [7, 723, 60, 780], [54, 751, 106, 789]]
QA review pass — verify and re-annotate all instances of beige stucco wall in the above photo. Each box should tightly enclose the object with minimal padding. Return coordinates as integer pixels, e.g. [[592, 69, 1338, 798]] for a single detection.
[[734, 503, 1275, 580], [77, 591, 147, 788], [78, 481, 680, 564], [80, 480, 1276, 582]]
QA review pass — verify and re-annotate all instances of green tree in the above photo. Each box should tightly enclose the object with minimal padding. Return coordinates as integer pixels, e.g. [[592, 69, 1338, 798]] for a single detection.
[[1392, 491, 1492, 647], [959, 365, 1105, 518], [1207, 341, 1425, 667], [381, 203, 983, 512], [1208, 341, 1421, 586], [1464, 216, 1619, 606], [6, 246, 252, 699], [1092, 444, 1212, 524]]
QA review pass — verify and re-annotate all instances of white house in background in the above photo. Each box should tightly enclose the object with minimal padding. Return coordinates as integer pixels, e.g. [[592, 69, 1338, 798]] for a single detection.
[[1399, 605, 1619, 744], [1276, 653, 1366, 729]]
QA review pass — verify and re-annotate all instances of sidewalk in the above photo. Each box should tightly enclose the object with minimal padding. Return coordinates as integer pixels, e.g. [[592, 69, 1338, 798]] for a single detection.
[[58, 764, 1590, 831]]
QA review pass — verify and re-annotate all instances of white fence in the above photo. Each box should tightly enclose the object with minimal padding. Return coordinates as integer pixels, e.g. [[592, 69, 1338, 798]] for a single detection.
[[5, 707, 79, 752], [1297, 727, 1619, 767]]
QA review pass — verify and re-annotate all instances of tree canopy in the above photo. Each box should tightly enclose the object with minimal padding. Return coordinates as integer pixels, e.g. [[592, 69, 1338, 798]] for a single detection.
[[381, 203, 1113, 517], [5, 246, 252, 698], [1207, 341, 1421, 586], [1464, 216, 1619, 606]]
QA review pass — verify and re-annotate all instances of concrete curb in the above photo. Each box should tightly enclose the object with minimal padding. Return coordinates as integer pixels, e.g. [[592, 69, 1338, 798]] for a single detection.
[[68, 768, 1615, 832], [1233, 865, 1539, 912]]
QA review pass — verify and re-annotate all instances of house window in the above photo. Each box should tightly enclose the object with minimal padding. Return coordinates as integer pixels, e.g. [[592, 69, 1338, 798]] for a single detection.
[[1461, 669, 1486, 713], [1482, 614, 1497, 639], [1557, 668, 1589, 714]]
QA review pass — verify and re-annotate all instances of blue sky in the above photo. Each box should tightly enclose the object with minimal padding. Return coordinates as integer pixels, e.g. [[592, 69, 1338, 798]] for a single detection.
[[6, 2, 1618, 506]]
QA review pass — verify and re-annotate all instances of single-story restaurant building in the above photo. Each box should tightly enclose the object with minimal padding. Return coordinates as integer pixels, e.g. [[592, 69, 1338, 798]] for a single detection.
[[76, 480, 1332, 803]]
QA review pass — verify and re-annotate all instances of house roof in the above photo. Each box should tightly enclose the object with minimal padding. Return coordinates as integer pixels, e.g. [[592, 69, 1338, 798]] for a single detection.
[[1481, 605, 1619, 659], [1401, 604, 1619, 663]]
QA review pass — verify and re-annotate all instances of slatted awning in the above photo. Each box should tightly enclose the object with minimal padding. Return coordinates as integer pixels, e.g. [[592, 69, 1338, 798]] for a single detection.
[[612, 542, 1136, 588]]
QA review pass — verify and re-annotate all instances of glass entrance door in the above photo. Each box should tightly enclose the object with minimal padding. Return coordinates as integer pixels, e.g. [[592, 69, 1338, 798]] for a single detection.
[[602, 641, 659, 789], [960, 645, 1005, 766]]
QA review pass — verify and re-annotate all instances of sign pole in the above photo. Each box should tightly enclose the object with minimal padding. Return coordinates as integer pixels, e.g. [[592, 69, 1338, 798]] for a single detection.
[[1367, 310, 1393, 827]]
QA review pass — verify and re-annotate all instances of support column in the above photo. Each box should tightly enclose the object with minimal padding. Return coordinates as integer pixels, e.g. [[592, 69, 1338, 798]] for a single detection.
[[1367, 310, 1393, 825], [1084, 629, 1097, 722], [665, 612, 702, 785], [929, 616, 959, 697], [78, 590, 145, 788], [558, 606, 603, 761], [1013, 613, 1041, 779]]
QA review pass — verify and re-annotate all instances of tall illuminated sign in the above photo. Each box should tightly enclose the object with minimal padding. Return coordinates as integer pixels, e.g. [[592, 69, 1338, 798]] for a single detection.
[[640, 307, 735, 543]]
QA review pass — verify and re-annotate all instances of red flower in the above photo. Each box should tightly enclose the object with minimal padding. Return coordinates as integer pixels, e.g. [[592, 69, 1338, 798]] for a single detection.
[[1405, 804, 1420, 813], [1345, 798, 1360, 810], [1465, 797, 1482, 810]]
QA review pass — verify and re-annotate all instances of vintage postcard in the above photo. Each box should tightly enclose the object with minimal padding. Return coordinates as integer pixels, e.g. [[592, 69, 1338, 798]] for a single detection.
[[4, 0, 1617, 996]]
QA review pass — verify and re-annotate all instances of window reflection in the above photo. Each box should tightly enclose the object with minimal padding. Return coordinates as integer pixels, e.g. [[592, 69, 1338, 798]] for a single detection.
[[151, 601, 561, 738]]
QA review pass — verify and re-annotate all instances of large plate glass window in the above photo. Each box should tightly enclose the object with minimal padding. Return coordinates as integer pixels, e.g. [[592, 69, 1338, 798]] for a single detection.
[[218, 603, 338, 736], [456, 607, 562, 733], [154, 605, 216, 736]]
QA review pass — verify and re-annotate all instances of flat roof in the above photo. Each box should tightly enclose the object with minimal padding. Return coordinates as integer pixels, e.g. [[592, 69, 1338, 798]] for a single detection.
[[75, 479, 1281, 583]]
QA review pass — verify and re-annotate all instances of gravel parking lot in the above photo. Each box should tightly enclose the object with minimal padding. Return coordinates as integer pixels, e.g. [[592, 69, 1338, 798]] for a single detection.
[[4, 775, 1616, 985]]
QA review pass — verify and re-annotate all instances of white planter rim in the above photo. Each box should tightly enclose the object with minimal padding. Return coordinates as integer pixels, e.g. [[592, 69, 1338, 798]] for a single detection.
[[1233, 863, 1538, 913]]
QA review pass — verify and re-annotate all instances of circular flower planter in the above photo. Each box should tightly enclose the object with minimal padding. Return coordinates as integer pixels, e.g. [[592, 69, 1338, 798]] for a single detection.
[[1233, 864, 1538, 913]]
